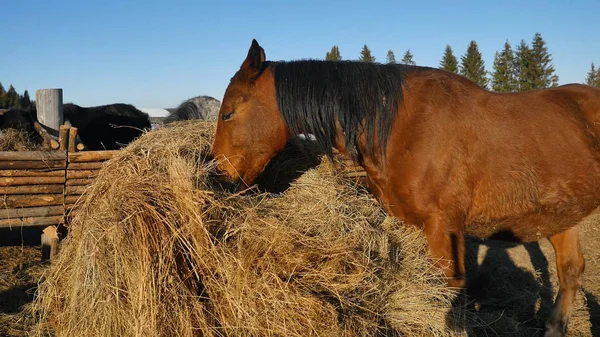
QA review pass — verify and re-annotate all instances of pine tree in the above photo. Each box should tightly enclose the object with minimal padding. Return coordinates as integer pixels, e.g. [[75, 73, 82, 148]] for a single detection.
[[358, 45, 375, 63], [460, 41, 488, 89], [325, 45, 342, 61], [386, 50, 396, 64], [585, 62, 596, 86], [586, 62, 600, 88], [529, 33, 559, 88], [0, 82, 6, 109], [514, 40, 534, 91], [6, 85, 20, 108], [491, 41, 518, 92], [401, 49, 416, 65], [440, 45, 459, 73], [20, 90, 31, 107]]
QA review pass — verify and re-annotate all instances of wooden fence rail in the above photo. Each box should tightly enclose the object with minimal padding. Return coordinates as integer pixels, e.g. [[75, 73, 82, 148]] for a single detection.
[[0, 126, 117, 232]]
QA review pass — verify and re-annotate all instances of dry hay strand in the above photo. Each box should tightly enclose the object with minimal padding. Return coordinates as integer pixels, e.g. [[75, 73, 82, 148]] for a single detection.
[[31, 120, 459, 337], [0, 129, 44, 151], [0, 246, 46, 337]]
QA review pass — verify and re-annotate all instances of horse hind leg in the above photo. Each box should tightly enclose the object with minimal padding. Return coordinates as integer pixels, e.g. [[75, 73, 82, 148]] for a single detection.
[[544, 226, 585, 337]]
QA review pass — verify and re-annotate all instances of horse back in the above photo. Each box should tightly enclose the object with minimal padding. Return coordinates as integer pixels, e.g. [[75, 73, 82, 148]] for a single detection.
[[379, 70, 600, 241], [543, 83, 600, 141]]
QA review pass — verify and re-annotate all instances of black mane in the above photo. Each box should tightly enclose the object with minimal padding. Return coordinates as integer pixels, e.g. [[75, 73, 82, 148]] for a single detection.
[[271, 60, 421, 160]]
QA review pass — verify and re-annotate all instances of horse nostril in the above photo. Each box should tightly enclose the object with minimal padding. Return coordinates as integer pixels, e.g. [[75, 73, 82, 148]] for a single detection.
[[207, 169, 241, 193], [227, 180, 241, 193], [217, 178, 241, 193]]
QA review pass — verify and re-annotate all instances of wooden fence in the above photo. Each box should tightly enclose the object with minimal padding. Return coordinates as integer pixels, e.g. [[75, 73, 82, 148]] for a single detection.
[[0, 126, 117, 232], [0, 124, 118, 259]]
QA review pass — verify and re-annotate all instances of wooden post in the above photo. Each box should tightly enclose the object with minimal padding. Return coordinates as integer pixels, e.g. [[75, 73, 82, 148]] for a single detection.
[[59, 125, 70, 151], [41, 225, 60, 262], [33, 121, 60, 149], [68, 127, 78, 153], [36, 89, 63, 131]]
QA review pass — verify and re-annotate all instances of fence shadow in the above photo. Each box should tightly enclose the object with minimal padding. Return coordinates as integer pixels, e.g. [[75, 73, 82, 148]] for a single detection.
[[0, 227, 42, 247]]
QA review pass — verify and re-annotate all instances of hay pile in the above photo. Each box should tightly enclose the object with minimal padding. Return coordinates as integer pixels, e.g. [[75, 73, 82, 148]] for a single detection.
[[32, 121, 459, 337], [0, 129, 43, 151]]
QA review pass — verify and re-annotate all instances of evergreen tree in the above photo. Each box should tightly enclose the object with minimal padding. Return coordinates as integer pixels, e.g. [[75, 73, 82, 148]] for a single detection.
[[514, 40, 534, 91], [0, 82, 5, 109], [325, 45, 342, 61], [20, 90, 31, 107], [586, 62, 600, 88], [6, 85, 20, 108], [358, 45, 375, 63], [439, 45, 459, 73], [386, 50, 396, 64], [491, 41, 518, 92], [401, 49, 416, 65], [529, 33, 559, 88], [460, 41, 488, 89]]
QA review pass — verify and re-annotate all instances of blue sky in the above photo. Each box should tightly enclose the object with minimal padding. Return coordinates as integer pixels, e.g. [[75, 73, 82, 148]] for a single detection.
[[1, 0, 598, 108]]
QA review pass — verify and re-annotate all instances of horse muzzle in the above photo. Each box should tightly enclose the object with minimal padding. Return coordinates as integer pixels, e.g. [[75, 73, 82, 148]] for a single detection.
[[208, 166, 245, 193], [217, 177, 243, 193]]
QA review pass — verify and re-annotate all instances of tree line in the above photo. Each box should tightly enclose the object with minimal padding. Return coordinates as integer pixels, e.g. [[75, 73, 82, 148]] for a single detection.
[[325, 33, 600, 91], [0, 81, 32, 109]]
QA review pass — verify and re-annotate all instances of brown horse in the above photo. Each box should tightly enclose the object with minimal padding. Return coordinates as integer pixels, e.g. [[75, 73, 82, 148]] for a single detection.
[[211, 39, 600, 337]]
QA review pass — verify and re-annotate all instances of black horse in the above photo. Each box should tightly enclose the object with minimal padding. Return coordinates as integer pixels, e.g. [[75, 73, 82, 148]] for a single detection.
[[0, 104, 37, 133], [0, 103, 151, 150], [63, 103, 151, 150]]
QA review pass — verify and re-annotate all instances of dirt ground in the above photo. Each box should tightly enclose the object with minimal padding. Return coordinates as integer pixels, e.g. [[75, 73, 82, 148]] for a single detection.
[[0, 227, 47, 337], [0, 216, 599, 337]]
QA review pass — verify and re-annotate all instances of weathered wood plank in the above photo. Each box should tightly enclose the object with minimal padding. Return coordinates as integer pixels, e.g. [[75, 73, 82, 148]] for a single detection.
[[0, 160, 66, 170], [0, 184, 64, 195], [0, 151, 65, 161], [0, 215, 64, 228], [0, 170, 64, 177], [65, 178, 93, 186], [66, 170, 99, 179], [0, 194, 63, 208], [64, 195, 86, 205], [65, 185, 88, 195], [68, 150, 116, 163], [0, 176, 65, 186], [67, 162, 104, 170], [0, 205, 64, 219]]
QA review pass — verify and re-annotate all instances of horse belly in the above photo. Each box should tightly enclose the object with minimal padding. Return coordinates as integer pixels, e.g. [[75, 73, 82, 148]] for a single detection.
[[465, 169, 600, 242], [465, 209, 597, 242]]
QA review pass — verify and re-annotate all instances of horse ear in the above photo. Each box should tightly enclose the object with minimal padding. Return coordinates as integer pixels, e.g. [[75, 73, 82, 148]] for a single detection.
[[241, 39, 266, 74]]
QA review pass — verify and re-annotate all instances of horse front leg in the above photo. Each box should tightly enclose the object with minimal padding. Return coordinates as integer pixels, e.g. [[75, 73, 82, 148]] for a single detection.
[[544, 226, 585, 337], [423, 214, 466, 289]]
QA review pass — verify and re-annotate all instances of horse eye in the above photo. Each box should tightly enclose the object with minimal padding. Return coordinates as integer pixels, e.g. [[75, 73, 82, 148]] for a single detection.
[[222, 111, 235, 121]]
